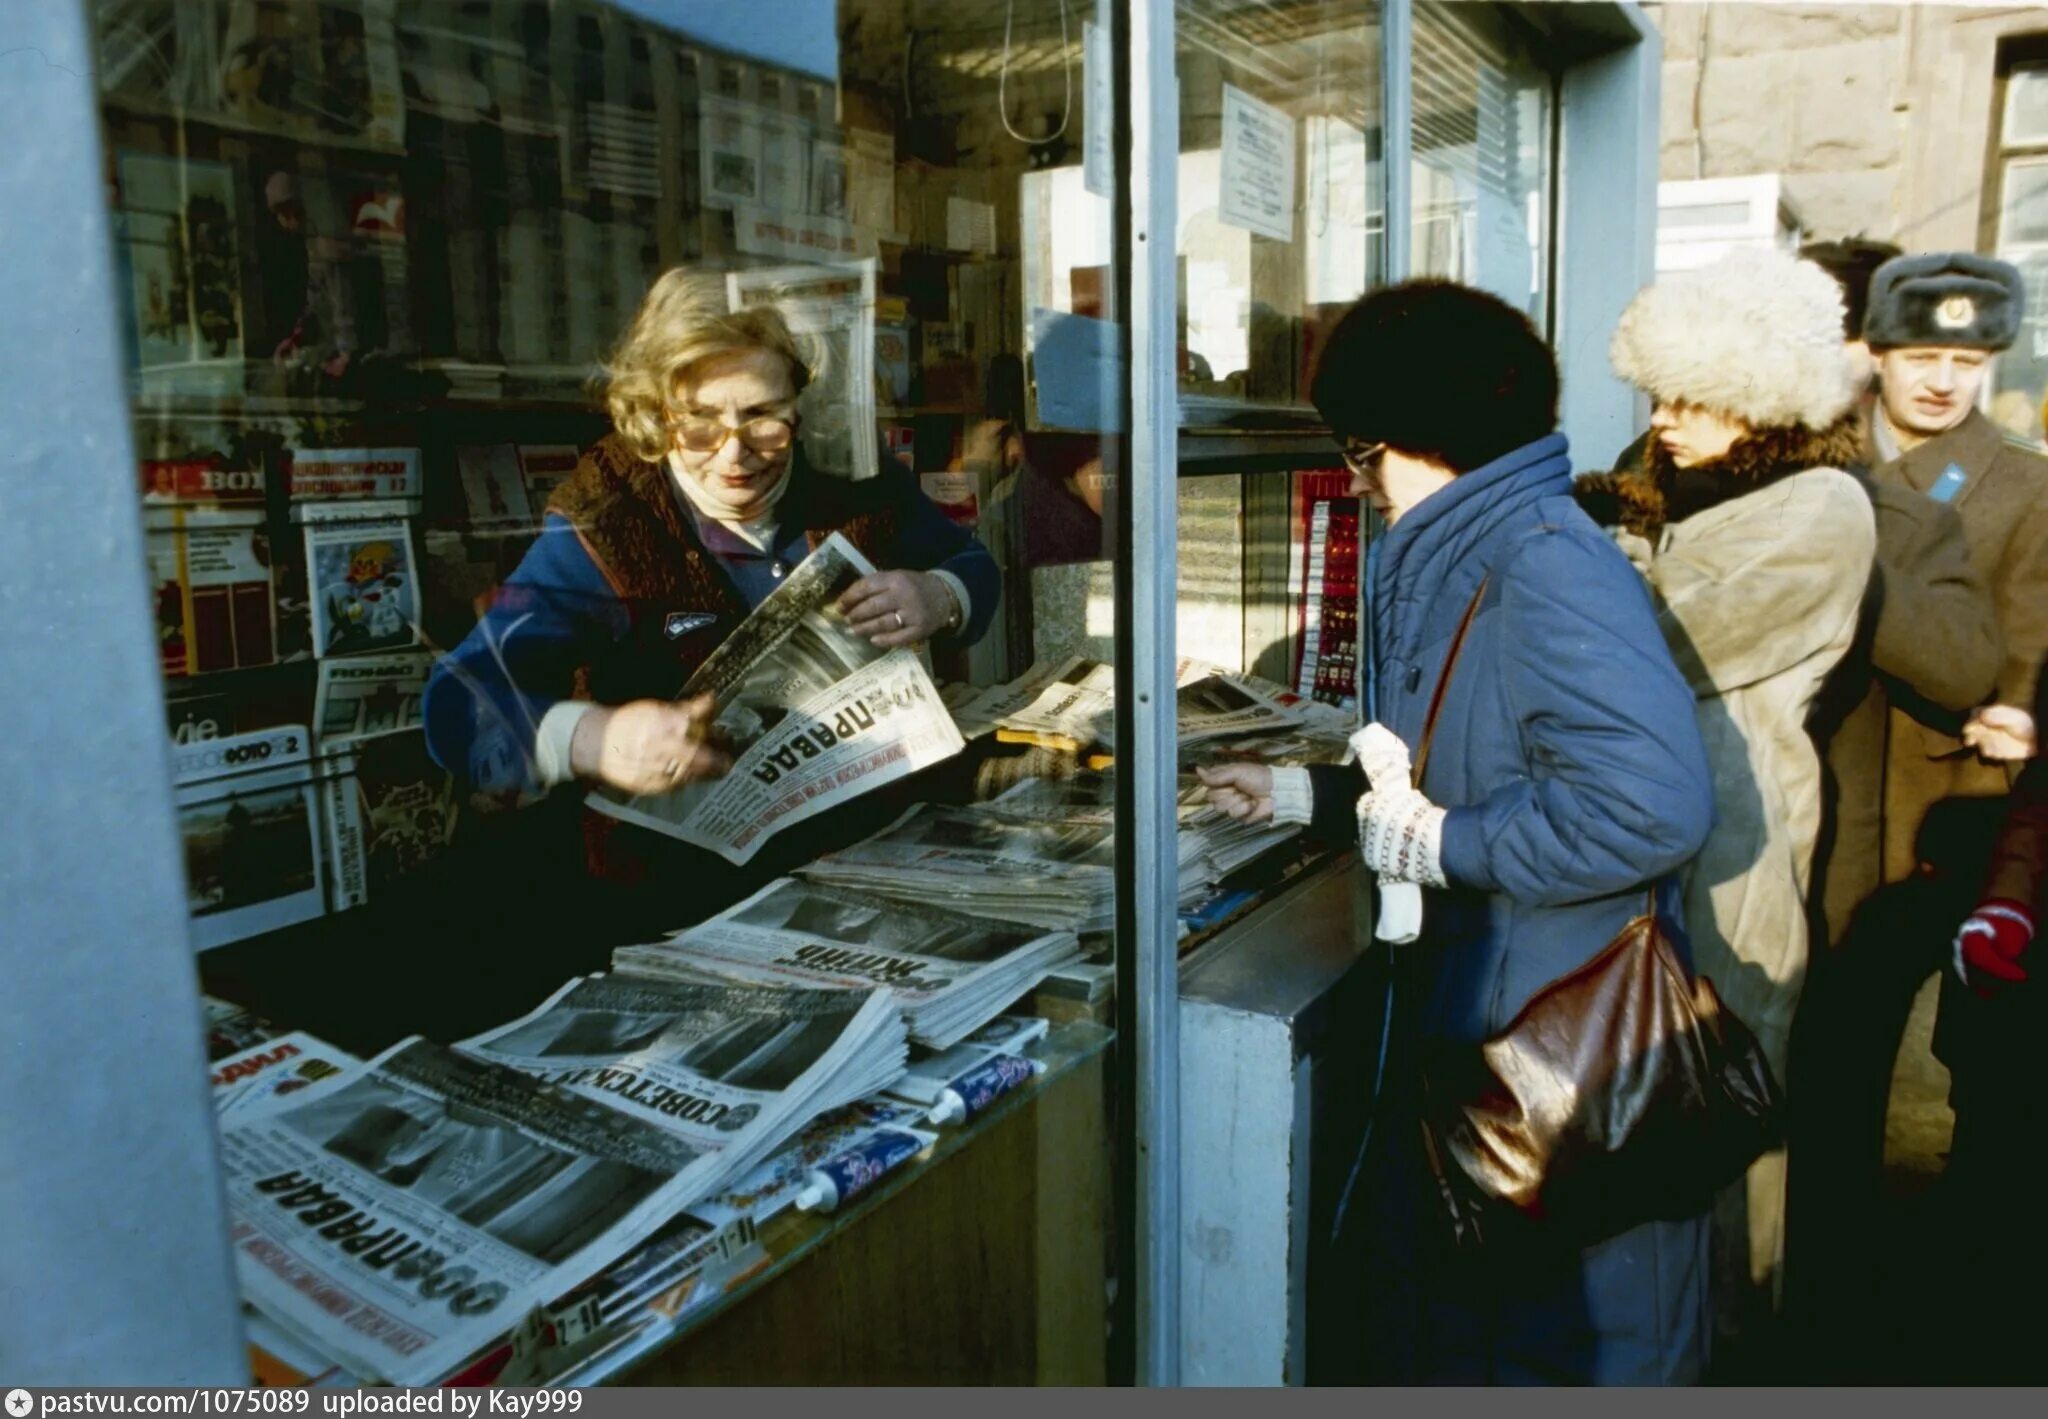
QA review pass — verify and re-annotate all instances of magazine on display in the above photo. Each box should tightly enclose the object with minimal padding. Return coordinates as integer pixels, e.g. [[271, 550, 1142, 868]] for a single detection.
[[147, 506, 278, 678], [727, 261, 877, 483], [313, 652, 429, 750], [518, 445, 581, 511], [218, 1037, 736, 1384], [614, 878, 1079, 1048], [586, 535, 964, 865], [174, 727, 329, 950], [288, 448, 422, 504], [304, 514, 421, 658], [453, 444, 537, 530], [454, 973, 907, 1189], [212, 1032, 361, 1125]]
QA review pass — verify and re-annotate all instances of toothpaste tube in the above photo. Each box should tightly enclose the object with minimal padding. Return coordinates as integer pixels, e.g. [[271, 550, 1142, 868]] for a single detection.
[[926, 1052, 1046, 1126], [794, 1128, 929, 1213]]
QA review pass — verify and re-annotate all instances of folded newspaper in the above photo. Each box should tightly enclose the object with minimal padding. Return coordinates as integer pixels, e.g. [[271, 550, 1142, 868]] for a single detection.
[[613, 878, 1081, 1047], [796, 803, 1148, 933], [963, 656, 1306, 753], [992, 770, 1299, 884], [587, 534, 965, 864], [219, 975, 903, 1384]]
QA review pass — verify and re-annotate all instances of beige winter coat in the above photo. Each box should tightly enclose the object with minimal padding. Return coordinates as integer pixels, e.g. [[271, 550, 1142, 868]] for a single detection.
[[1626, 468, 1875, 1071]]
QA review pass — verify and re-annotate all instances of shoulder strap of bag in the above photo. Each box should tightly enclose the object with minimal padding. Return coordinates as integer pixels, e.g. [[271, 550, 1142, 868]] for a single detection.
[[1410, 577, 1489, 792]]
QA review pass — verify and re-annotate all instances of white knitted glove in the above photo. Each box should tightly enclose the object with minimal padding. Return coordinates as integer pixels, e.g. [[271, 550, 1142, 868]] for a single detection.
[[1356, 785, 1448, 889]]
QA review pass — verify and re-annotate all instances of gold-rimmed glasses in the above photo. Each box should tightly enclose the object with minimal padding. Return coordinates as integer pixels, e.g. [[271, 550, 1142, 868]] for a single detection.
[[671, 413, 796, 456]]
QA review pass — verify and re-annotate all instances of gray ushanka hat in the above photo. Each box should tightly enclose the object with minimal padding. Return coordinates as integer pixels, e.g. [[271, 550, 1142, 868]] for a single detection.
[[1863, 252, 2024, 352]]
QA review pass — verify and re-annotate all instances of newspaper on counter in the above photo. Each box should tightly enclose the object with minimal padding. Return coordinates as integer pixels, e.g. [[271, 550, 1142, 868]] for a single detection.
[[224, 973, 903, 1384], [614, 878, 1080, 1047], [219, 1038, 724, 1384], [993, 770, 1299, 888], [796, 803, 1150, 933], [989, 656, 1305, 752], [456, 974, 907, 1180], [212, 1031, 360, 1124], [586, 534, 965, 864]]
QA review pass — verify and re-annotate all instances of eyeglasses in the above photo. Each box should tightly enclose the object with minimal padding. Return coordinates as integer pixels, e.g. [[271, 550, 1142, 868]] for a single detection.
[[672, 414, 795, 455], [1340, 438, 1388, 479]]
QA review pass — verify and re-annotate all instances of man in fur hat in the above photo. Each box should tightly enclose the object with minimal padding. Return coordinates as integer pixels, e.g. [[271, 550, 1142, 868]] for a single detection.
[[1849, 253, 2048, 1369], [1783, 246, 2007, 1374]]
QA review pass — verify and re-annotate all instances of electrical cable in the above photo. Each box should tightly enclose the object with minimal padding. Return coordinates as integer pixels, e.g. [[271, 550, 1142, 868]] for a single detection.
[[998, 0, 1072, 145], [1331, 520, 1391, 1244]]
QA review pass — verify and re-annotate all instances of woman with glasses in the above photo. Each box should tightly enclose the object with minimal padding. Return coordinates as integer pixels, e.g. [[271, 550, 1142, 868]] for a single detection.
[[423, 268, 997, 900], [1198, 281, 1717, 1383]]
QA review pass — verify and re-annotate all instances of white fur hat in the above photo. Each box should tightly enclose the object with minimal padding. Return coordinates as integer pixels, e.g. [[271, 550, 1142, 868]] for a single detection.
[[1610, 247, 1860, 430]]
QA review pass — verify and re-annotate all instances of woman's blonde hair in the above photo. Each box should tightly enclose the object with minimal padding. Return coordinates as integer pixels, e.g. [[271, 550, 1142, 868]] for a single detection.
[[601, 267, 812, 462]]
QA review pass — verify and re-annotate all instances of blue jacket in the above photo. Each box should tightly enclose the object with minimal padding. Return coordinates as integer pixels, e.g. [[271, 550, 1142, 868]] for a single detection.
[[1314, 434, 1718, 1384], [1314, 433, 1714, 1044], [424, 441, 998, 802]]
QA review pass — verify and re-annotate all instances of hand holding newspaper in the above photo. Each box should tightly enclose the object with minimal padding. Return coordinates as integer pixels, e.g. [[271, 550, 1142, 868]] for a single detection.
[[587, 533, 966, 864]]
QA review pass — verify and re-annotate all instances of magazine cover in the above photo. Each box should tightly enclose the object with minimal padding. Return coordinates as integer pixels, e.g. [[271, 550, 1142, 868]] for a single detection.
[[313, 652, 429, 749], [341, 733, 460, 891], [173, 727, 328, 951], [146, 507, 278, 678], [305, 516, 420, 656], [454, 444, 537, 529], [288, 447, 422, 503], [117, 150, 243, 379]]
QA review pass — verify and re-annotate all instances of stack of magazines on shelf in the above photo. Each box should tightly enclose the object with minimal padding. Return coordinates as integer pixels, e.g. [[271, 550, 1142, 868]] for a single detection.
[[612, 878, 1081, 1048], [213, 973, 906, 1384]]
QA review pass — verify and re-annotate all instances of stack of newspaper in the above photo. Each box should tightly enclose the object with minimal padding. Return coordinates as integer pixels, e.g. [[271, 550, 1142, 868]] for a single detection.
[[992, 771, 1300, 891], [959, 656, 1308, 754], [611, 878, 1081, 1048], [216, 974, 904, 1384], [797, 802, 1125, 932]]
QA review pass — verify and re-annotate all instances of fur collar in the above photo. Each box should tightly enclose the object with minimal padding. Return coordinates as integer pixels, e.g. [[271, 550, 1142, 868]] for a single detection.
[[1576, 416, 1866, 538]]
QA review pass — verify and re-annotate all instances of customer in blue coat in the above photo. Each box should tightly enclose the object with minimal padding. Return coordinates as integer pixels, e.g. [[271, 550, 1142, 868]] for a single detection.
[[423, 268, 998, 912], [1199, 282, 1717, 1383]]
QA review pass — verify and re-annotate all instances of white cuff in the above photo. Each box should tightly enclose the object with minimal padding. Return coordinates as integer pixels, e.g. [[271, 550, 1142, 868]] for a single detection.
[[1270, 766, 1314, 826], [1376, 882, 1423, 944], [535, 701, 598, 787], [930, 569, 971, 637]]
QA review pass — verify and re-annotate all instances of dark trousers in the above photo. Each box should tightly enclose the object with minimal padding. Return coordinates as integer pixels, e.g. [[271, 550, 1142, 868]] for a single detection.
[[1783, 872, 1956, 1378]]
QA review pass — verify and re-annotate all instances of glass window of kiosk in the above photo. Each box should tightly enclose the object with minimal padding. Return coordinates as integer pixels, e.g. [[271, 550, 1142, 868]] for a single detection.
[[91, 0, 1164, 1384]]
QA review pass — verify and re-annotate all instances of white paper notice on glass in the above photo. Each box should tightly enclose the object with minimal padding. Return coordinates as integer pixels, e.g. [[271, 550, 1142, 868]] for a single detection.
[[1219, 83, 1297, 243], [946, 196, 997, 256], [1083, 19, 1113, 198]]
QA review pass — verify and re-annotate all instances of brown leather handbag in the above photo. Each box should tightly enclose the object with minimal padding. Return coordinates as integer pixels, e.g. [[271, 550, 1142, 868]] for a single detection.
[[1407, 580, 1783, 1252]]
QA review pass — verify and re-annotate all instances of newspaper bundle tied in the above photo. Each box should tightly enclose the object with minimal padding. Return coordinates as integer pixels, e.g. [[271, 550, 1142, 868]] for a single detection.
[[586, 533, 966, 864]]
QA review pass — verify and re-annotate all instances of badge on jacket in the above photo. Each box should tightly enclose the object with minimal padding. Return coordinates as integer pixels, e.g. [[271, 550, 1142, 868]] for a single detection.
[[665, 611, 718, 639], [1929, 465, 1968, 503]]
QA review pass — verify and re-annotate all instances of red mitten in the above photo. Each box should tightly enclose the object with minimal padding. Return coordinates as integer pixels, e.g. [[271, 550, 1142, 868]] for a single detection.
[[1953, 899, 2035, 997]]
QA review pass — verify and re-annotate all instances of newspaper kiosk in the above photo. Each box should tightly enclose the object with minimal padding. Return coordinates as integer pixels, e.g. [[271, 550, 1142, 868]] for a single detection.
[[11, 0, 1661, 1386]]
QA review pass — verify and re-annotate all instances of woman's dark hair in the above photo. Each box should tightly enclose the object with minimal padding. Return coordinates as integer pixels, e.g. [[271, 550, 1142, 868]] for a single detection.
[[1309, 280, 1559, 474]]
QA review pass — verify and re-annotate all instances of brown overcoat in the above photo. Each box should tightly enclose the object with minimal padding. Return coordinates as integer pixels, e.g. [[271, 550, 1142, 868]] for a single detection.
[[1851, 411, 2048, 900]]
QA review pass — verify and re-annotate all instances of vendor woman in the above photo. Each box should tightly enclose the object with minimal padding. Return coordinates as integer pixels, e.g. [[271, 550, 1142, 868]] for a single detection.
[[423, 267, 999, 895]]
